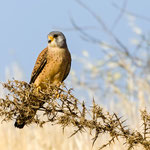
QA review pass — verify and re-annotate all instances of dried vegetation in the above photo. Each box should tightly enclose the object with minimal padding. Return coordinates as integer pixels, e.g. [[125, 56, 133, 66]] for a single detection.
[[0, 80, 150, 150]]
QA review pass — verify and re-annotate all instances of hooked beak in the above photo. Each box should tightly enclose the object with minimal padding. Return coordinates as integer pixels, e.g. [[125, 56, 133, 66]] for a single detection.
[[48, 35, 54, 43]]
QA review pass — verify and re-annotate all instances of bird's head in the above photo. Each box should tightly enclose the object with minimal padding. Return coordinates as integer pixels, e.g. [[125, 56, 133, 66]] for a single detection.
[[47, 31, 67, 48]]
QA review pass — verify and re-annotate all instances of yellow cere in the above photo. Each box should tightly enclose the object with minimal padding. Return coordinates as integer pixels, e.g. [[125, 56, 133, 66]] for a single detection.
[[48, 35, 54, 41]]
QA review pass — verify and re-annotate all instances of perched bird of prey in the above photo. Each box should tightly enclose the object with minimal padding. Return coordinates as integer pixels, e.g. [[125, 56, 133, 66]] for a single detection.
[[14, 31, 71, 128]]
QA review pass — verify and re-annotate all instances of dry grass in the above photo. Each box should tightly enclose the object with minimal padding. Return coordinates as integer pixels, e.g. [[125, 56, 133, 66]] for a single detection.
[[0, 122, 126, 150]]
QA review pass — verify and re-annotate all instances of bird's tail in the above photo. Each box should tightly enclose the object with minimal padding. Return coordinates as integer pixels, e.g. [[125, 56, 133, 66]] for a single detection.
[[14, 114, 33, 129], [14, 102, 44, 129], [14, 116, 26, 129], [14, 110, 37, 129]]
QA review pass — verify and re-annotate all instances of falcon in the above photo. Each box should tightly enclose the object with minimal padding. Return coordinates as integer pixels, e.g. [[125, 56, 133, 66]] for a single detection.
[[14, 31, 71, 128]]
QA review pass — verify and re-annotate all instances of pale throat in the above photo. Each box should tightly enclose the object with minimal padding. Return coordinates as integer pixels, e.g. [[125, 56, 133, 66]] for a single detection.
[[48, 41, 57, 49], [47, 46, 66, 55]]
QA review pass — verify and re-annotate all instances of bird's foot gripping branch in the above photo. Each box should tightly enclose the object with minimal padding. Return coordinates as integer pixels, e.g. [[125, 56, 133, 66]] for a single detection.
[[0, 80, 150, 150]]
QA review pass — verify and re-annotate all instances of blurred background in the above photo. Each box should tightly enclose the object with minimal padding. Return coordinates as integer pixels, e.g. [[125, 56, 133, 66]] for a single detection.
[[0, 0, 150, 149]]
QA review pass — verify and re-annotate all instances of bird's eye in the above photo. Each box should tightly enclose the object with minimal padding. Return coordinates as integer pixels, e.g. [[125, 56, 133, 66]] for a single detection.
[[53, 34, 58, 38]]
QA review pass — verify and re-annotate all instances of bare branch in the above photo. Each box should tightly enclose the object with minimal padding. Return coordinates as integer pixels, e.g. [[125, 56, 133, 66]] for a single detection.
[[111, 0, 128, 30]]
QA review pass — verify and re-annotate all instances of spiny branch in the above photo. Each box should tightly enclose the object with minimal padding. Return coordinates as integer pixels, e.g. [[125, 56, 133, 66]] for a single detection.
[[0, 80, 150, 149]]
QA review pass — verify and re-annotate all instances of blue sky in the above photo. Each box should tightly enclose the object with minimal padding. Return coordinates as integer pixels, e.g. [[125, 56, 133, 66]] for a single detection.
[[0, 0, 150, 82]]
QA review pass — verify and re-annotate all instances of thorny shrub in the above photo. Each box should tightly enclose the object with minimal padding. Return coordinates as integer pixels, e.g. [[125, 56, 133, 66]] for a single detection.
[[0, 80, 150, 150]]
